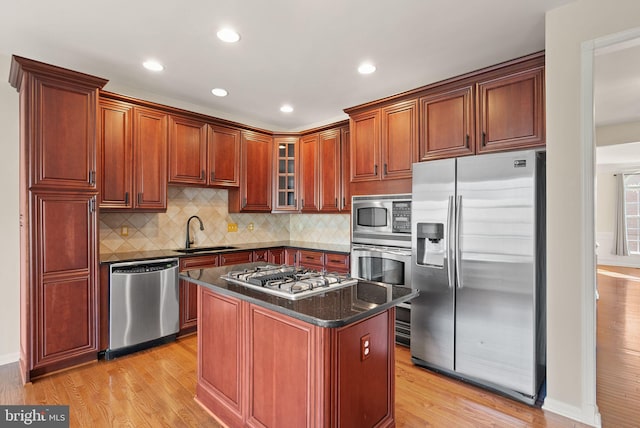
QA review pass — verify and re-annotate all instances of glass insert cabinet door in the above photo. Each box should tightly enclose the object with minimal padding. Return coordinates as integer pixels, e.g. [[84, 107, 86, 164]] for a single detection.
[[274, 136, 299, 211]]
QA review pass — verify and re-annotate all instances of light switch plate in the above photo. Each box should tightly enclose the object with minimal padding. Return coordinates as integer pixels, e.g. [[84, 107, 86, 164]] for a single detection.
[[228, 223, 238, 232]]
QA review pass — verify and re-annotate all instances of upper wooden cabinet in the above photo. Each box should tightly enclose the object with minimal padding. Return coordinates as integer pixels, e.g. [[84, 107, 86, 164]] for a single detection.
[[340, 128, 351, 212], [99, 99, 133, 208], [99, 99, 168, 211], [168, 115, 207, 185], [300, 133, 320, 212], [9, 57, 106, 191], [319, 128, 342, 212], [208, 125, 240, 187], [419, 85, 475, 161], [167, 118, 240, 187], [229, 131, 273, 212], [350, 100, 417, 183], [273, 136, 299, 212], [476, 66, 545, 153], [133, 107, 168, 210], [347, 52, 545, 165]]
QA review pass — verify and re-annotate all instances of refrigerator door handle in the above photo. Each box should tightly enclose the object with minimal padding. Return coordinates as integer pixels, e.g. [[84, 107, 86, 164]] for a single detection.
[[447, 195, 455, 289], [455, 195, 463, 289]]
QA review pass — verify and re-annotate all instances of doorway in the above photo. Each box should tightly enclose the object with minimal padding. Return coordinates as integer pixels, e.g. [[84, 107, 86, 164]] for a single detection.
[[593, 34, 640, 427]]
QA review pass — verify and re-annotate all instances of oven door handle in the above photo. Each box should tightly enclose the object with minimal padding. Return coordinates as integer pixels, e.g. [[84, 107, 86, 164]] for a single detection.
[[352, 246, 411, 257]]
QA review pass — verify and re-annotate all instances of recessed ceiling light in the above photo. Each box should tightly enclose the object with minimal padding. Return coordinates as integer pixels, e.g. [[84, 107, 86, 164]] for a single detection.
[[358, 62, 376, 75], [211, 88, 228, 97], [143, 60, 164, 72], [217, 28, 240, 43], [280, 104, 294, 113]]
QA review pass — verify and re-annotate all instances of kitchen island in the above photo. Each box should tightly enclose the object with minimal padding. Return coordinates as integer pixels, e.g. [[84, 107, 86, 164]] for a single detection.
[[181, 262, 417, 428]]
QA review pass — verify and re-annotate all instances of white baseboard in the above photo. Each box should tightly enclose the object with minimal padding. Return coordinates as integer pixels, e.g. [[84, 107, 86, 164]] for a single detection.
[[0, 352, 19, 367], [542, 398, 601, 427]]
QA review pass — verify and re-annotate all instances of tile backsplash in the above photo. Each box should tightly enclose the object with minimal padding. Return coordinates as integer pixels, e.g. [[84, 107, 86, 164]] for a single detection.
[[100, 186, 350, 253]]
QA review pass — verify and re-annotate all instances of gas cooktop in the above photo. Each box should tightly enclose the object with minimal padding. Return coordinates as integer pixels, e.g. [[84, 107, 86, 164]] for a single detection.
[[222, 265, 357, 300]]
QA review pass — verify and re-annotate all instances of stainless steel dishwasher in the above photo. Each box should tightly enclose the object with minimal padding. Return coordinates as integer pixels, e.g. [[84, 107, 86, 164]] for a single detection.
[[106, 258, 179, 360]]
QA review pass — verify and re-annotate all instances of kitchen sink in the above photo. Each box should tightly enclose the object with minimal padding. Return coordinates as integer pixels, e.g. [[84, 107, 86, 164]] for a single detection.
[[175, 246, 237, 254]]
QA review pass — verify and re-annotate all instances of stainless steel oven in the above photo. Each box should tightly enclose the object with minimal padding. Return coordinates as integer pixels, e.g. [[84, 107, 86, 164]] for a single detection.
[[352, 194, 412, 247], [351, 194, 412, 346]]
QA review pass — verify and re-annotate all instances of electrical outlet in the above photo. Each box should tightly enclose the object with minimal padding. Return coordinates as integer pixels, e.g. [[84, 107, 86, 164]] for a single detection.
[[248, 222, 254, 231], [120, 226, 129, 236], [361, 334, 371, 361], [227, 223, 238, 232]]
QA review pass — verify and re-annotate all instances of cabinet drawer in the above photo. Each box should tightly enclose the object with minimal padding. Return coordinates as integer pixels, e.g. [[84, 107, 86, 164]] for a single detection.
[[180, 255, 219, 271], [253, 249, 268, 262], [325, 253, 350, 273], [298, 250, 324, 267], [220, 251, 253, 266]]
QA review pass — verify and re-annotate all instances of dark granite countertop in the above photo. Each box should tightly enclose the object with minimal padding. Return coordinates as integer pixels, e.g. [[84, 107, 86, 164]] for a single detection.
[[100, 240, 351, 264], [180, 262, 418, 328]]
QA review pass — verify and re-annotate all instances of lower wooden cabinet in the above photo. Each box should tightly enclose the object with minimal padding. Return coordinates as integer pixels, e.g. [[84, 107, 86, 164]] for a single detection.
[[220, 251, 253, 266], [178, 255, 219, 336], [267, 248, 285, 264], [196, 286, 396, 428]]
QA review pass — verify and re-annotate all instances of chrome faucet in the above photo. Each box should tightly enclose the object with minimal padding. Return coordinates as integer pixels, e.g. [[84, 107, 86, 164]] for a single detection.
[[185, 215, 204, 249]]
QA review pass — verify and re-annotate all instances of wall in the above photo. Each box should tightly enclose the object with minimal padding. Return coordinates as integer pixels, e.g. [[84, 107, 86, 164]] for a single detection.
[[545, 0, 640, 424], [0, 53, 20, 365], [100, 186, 350, 253]]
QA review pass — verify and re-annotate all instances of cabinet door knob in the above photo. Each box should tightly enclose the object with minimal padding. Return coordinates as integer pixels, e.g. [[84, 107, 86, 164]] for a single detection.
[[210, 171, 215, 182], [138, 193, 143, 205], [384, 163, 388, 176], [201, 170, 205, 180], [124, 192, 129, 205], [242, 197, 247, 209], [374, 164, 378, 176], [482, 132, 486, 147]]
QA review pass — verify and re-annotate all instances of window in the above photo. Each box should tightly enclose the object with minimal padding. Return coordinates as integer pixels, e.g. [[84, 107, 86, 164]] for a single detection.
[[625, 173, 640, 253]]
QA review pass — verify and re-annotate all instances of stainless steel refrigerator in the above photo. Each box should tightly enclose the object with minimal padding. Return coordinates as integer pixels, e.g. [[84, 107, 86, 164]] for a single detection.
[[410, 150, 546, 405]]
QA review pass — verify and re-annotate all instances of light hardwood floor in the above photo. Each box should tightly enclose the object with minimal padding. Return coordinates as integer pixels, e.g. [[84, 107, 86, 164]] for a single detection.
[[1, 338, 589, 427], [596, 265, 640, 428]]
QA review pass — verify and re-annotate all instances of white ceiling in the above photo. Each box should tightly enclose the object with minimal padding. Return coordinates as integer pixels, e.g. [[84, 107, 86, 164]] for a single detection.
[[1, 0, 573, 131]]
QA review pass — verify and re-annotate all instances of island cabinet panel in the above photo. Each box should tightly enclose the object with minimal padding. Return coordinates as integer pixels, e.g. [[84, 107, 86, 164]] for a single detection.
[[476, 66, 545, 153], [419, 85, 475, 161], [194, 283, 396, 428], [248, 306, 319, 428], [333, 310, 394, 428], [168, 115, 207, 185], [133, 107, 168, 210], [99, 99, 133, 208], [208, 125, 240, 187], [197, 288, 245, 426]]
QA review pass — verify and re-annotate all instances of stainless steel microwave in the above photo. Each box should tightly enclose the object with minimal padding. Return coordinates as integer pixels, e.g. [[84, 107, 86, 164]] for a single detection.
[[352, 194, 411, 247]]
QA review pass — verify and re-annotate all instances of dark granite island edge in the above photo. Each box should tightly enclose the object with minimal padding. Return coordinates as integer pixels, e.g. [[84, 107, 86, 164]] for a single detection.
[[179, 262, 418, 328]]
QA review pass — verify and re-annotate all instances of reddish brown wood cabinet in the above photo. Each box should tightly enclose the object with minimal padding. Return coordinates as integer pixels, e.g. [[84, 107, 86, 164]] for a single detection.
[[99, 99, 133, 208], [99, 96, 168, 211], [268, 248, 285, 264], [340, 128, 351, 212], [220, 251, 254, 266], [272, 136, 299, 212], [229, 131, 273, 212], [178, 255, 219, 336], [300, 133, 320, 212], [196, 286, 396, 428], [133, 107, 168, 210], [319, 129, 342, 212], [168, 115, 208, 185], [476, 65, 545, 153], [208, 125, 240, 187], [419, 85, 475, 161], [10, 56, 107, 382], [349, 101, 417, 183]]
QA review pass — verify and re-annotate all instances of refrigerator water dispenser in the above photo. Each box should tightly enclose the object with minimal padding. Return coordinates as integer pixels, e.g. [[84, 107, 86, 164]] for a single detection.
[[416, 222, 444, 267]]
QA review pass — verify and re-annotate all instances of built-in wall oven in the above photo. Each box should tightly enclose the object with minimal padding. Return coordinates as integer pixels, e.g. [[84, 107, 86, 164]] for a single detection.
[[351, 194, 412, 346]]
